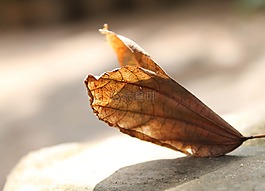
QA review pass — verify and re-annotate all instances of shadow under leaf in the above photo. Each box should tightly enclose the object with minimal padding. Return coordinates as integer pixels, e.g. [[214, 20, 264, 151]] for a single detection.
[[94, 154, 243, 191]]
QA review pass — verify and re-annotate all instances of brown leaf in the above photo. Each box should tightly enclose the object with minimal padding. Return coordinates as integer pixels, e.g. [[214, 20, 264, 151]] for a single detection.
[[99, 24, 167, 78], [84, 25, 265, 157]]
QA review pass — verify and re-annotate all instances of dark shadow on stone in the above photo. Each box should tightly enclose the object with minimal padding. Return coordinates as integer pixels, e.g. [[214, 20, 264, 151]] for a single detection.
[[94, 154, 244, 191]]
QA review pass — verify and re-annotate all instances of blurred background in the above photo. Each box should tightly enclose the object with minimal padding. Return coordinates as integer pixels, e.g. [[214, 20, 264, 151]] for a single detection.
[[1, 0, 265, 189]]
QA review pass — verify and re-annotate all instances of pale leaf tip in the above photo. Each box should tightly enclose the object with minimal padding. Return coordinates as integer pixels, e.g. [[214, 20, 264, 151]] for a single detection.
[[99, 23, 110, 34]]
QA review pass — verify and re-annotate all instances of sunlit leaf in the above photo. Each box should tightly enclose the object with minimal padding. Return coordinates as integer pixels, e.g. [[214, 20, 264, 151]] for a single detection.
[[84, 24, 265, 157], [99, 24, 167, 78]]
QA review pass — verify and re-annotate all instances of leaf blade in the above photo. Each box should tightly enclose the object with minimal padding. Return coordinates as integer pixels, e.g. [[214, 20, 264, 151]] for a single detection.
[[85, 65, 245, 157]]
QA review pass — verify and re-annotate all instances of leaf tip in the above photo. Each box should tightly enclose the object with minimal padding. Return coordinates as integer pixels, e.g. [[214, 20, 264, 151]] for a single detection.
[[84, 74, 96, 87], [99, 23, 110, 35]]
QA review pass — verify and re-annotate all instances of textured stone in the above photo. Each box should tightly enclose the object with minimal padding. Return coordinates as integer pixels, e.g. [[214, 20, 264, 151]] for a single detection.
[[4, 138, 265, 191], [95, 147, 265, 191], [3, 136, 182, 191]]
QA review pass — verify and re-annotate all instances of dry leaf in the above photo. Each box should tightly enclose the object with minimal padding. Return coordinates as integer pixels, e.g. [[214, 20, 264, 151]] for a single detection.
[[99, 24, 167, 78], [84, 24, 265, 157]]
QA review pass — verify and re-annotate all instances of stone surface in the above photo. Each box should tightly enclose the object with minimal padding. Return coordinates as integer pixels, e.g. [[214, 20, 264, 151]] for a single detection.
[[4, 136, 265, 191], [95, 147, 265, 191], [168, 147, 265, 191], [3, 135, 183, 191]]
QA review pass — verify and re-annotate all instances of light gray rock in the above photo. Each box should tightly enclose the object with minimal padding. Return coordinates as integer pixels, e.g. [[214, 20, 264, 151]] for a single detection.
[[3, 136, 182, 191], [3, 137, 265, 191]]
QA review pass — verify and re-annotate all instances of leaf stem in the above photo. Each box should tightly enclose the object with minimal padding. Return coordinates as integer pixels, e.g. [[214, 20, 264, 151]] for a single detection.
[[245, 134, 265, 140]]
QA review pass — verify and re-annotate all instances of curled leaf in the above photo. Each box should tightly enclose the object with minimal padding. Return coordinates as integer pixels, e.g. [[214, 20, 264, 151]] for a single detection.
[[84, 25, 265, 157], [99, 24, 167, 78]]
